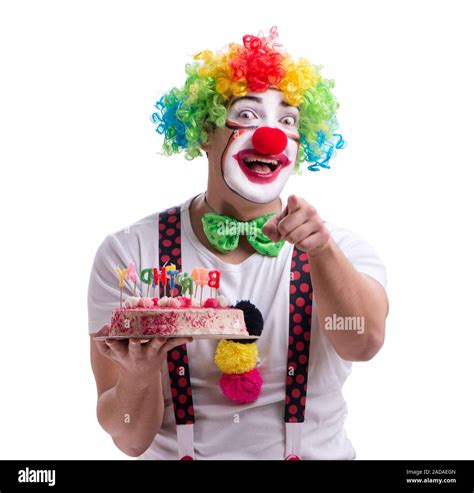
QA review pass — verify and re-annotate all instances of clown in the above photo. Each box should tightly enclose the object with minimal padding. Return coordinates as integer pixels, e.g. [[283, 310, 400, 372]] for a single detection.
[[152, 26, 344, 202], [89, 28, 388, 461]]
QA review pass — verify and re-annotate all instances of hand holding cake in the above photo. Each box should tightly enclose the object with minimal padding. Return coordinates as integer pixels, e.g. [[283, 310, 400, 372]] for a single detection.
[[94, 261, 266, 405], [94, 333, 193, 384]]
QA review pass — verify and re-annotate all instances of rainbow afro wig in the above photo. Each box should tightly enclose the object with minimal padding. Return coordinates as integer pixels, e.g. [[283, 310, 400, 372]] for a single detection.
[[151, 27, 345, 173]]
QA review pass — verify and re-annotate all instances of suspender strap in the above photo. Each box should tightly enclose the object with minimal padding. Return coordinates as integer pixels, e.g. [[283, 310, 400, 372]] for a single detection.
[[159, 206, 195, 459], [284, 248, 313, 459]]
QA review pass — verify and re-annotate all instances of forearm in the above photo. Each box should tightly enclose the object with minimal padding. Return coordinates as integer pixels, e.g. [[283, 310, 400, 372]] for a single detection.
[[309, 238, 388, 361], [97, 370, 164, 457]]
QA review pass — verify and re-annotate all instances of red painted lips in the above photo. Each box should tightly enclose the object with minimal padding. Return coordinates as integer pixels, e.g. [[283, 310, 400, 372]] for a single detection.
[[233, 148, 290, 184]]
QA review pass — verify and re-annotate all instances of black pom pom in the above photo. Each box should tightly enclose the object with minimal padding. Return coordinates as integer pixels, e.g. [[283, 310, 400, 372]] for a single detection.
[[231, 300, 264, 344]]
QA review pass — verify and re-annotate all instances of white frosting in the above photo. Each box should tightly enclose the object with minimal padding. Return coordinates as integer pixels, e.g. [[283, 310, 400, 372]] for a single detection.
[[158, 296, 169, 307], [124, 296, 140, 308], [138, 297, 154, 308], [217, 295, 229, 308], [167, 297, 180, 308]]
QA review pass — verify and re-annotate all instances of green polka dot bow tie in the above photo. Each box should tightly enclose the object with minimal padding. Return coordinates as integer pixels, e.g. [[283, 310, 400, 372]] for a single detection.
[[201, 212, 285, 257]]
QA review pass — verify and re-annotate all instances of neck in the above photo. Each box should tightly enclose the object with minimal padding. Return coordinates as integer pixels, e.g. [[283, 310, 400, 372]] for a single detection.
[[204, 189, 282, 221]]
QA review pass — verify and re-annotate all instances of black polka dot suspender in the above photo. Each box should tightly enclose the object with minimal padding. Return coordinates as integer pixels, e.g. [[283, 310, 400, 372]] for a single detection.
[[158, 206, 313, 460], [284, 248, 313, 459], [158, 207, 196, 460]]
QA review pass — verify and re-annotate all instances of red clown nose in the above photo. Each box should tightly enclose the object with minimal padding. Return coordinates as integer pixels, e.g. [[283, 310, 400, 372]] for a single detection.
[[252, 127, 288, 155]]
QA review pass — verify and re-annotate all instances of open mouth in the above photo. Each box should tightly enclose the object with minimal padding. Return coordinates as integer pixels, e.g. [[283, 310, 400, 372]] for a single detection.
[[242, 156, 281, 174], [233, 149, 290, 184]]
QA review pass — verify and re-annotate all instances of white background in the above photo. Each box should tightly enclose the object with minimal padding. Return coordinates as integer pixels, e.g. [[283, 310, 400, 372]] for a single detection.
[[0, 0, 473, 459]]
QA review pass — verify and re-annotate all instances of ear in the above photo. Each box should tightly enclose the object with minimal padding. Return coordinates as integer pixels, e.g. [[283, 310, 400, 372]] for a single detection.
[[200, 126, 214, 153], [200, 140, 210, 152]]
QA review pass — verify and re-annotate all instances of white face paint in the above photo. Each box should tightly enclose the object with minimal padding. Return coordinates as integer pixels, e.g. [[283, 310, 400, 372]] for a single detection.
[[221, 89, 300, 204]]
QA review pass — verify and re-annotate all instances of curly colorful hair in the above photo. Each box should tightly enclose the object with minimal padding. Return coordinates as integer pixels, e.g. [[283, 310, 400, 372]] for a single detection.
[[151, 27, 345, 173]]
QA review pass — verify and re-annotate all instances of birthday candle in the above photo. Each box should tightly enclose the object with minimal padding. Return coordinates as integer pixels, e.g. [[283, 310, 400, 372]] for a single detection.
[[191, 267, 209, 286], [208, 270, 220, 288], [165, 263, 176, 294], [178, 273, 194, 296], [159, 267, 168, 296], [140, 268, 153, 284], [208, 270, 221, 298], [125, 261, 138, 295], [167, 270, 180, 296], [125, 262, 137, 282], [141, 268, 153, 297], [192, 267, 209, 305], [115, 266, 129, 308], [115, 267, 128, 287], [151, 276, 157, 297]]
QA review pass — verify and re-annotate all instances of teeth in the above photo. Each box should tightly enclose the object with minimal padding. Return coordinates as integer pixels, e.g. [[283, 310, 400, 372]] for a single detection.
[[243, 156, 279, 165]]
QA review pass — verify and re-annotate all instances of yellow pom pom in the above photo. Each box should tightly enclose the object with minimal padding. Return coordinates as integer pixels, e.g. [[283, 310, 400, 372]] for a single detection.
[[214, 340, 258, 374]]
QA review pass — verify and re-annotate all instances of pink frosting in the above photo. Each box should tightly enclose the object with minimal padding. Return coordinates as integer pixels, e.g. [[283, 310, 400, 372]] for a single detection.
[[203, 298, 219, 308], [177, 296, 192, 308]]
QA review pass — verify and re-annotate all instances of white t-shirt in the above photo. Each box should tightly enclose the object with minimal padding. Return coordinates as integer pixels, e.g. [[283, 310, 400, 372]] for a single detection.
[[88, 195, 387, 460]]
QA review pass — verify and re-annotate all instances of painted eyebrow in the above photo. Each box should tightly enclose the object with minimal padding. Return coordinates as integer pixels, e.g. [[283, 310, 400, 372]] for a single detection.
[[228, 95, 263, 109], [280, 101, 299, 111], [229, 96, 299, 113]]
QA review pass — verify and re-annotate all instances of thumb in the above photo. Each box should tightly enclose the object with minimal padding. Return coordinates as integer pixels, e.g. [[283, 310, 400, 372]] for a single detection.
[[263, 205, 288, 241], [262, 216, 279, 241], [262, 205, 288, 241]]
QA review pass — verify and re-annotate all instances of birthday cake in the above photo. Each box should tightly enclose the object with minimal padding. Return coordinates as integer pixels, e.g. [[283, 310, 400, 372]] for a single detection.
[[97, 262, 256, 338], [108, 295, 249, 337]]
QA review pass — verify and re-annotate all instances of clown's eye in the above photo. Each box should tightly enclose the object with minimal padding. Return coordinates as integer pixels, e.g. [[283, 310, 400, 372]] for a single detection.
[[281, 115, 297, 126], [238, 110, 257, 120]]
